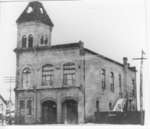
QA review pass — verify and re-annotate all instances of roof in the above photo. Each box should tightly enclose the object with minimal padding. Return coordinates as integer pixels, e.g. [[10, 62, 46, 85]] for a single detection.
[[84, 48, 123, 67], [84, 48, 136, 72], [50, 42, 83, 49], [16, 1, 54, 26]]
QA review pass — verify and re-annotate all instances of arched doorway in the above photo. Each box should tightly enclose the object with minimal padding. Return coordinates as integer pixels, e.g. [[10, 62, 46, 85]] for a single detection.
[[62, 99, 78, 124], [41, 100, 57, 124]]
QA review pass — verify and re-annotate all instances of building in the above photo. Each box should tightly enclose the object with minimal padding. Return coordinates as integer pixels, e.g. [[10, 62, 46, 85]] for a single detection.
[[0, 94, 7, 125], [14, 1, 137, 124], [6, 100, 15, 125]]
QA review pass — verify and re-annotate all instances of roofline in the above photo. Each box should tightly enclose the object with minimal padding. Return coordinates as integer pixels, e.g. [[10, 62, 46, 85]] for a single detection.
[[16, 20, 54, 27], [14, 41, 136, 72], [14, 42, 83, 53], [84, 48, 136, 72]]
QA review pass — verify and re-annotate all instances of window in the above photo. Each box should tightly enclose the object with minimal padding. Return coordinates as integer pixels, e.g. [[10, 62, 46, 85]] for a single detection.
[[132, 79, 135, 97], [42, 64, 54, 86], [119, 74, 121, 88], [63, 63, 76, 86], [40, 35, 48, 45], [96, 100, 99, 112], [22, 68, 31, 88], [40, 8, 43, 14], [44, 37, 48, 44], [20, 100, 25, 109], [101, 69, 106, 90], [27, 6, 33, 14], [28, 34, 33, 48], [109, 102, 112, 111], [119, 74, 122, 97], [110, 72, 114, 92], [22, 35, 27, 48], [27, 99, 32, 115], [19, 100, 25, 114], [40, 36, 44, 44]]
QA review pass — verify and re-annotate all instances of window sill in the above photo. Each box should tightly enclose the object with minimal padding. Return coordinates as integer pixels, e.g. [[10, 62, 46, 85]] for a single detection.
[[15, 85, 82, 91], [14, 87, 35, 91], [41, 84, 53, 87], [37, 85, 81, 90]]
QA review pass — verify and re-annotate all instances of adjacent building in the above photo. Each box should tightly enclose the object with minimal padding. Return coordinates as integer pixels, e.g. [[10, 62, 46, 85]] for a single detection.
[[14, 1, 137, 124], [0, 94, 7, 125]]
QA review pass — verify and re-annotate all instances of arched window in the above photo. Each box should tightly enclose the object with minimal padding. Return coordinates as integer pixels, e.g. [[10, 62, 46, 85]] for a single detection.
[[42, 64, 54, 86], [40, 8, 44, 14], [119, 74, 122, 97], [40, 36, 44, 44], [63, 62, 76, 86], [28, 34, 33, 48], [40, 35, 48, 46], [44, 37, 48, 44], [22, 68, 31, 88], [110, 72, 114, 92], [22, 35, 27, 48], [19, 100, 25, 115], [132, 79, 135, 97], [96, 100, 99, 112], [27, 6, 33, 14], [101, 69, 106, 90], [27, 99, 32, 115]]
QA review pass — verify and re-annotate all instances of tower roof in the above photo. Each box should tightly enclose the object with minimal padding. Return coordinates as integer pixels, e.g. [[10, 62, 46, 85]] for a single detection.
[[16, 1, 54, 26]]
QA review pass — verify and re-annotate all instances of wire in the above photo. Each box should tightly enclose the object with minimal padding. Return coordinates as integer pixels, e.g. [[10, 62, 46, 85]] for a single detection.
[[0, 0, 79, 3]]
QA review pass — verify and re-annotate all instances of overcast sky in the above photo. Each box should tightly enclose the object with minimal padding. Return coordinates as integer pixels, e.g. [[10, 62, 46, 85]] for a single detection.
[[0, 0, 149, 123]]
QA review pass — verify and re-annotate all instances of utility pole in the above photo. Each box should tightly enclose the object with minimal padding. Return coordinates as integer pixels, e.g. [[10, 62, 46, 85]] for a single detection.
[[4, 76, 15, 124], [4, 76, 15, 102], [133, 50, 147, 111]]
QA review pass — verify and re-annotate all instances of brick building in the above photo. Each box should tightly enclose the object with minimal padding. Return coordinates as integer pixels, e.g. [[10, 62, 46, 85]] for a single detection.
[[14, 1, 137, 124]]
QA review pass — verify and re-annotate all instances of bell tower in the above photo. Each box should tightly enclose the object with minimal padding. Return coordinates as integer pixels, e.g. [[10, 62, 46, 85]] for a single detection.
[[16, 1, 54, 49]]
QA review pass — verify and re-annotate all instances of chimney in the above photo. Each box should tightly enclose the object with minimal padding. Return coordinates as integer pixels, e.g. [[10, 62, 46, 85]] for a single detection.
[[79, 40, 85, 55], [123, 57, 128, 66], [78, 40, 84, 48], [128, 63, 130, 67]]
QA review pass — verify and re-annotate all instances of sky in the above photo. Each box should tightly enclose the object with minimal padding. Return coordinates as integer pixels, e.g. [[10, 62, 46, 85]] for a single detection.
[[0, 0, 149, 125]]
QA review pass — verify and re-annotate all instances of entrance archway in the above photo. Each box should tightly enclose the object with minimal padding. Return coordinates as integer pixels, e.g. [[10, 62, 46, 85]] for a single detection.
[[62, 99, 78, 124], [41, 100, 57, 124]]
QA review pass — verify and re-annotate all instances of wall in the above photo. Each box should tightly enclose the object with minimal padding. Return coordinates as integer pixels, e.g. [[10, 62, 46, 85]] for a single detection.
[[84, 52, 137, 121], [15, 46, 85, 124]]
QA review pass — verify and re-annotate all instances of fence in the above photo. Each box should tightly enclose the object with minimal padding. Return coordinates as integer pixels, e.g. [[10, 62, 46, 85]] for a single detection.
[[95, 111, 145, 125]]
